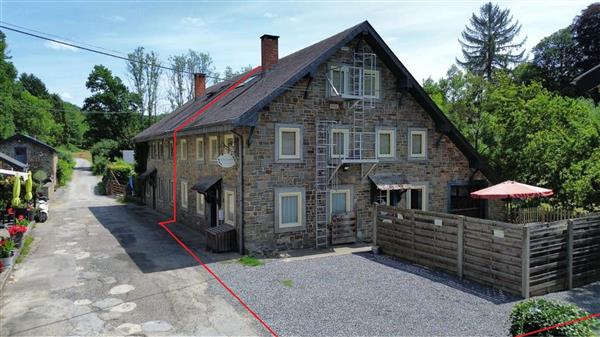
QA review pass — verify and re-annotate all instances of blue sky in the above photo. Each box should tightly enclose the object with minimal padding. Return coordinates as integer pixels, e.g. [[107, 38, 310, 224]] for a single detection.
[[0, 1, 590, 112]]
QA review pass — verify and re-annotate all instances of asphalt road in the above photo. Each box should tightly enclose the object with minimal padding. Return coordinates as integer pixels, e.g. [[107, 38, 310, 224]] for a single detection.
[[0, 158, 261, 336]]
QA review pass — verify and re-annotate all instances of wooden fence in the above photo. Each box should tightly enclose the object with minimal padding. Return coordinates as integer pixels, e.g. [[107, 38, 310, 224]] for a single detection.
[[375, 205, 600, 298], [106, 170, 126, 197], [513, 207, 583, 224]]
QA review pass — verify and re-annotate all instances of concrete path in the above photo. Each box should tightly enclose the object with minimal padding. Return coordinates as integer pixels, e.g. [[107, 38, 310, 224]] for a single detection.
[[0, 158, 261, 336]]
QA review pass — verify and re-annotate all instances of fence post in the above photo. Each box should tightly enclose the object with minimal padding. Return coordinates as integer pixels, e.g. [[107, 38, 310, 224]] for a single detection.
[[521, 225, 531, 298], [567, 219, 574, 290], [457, 216, 464, 280]]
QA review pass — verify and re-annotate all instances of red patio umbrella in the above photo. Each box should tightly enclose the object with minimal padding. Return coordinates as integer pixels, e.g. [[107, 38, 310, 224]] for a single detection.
[[470, 180, 554, 200]]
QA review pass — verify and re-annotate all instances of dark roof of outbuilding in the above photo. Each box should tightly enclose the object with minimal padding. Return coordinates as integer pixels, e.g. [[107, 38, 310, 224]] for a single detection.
[[0, 152, 27, 171], [134, 20, 498, 182], [0, 133, 58, 153]]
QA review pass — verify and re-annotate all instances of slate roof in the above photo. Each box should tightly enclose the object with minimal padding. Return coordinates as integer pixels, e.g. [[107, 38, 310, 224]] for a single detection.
[[0, 133, 58, 153], [134, 21, 498, 182], [0, 152, 27, 171], [573, 64, 600, 92]]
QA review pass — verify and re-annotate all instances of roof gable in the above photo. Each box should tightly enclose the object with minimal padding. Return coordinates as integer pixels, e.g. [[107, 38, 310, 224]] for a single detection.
[[1, 133, 58, 153]]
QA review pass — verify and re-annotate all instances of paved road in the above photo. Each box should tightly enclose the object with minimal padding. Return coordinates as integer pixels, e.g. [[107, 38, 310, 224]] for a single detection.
[[0, 159, 261, 336]]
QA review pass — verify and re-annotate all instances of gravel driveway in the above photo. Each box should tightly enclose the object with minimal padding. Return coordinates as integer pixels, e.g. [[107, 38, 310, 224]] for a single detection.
[[208, 251, 600, 337]]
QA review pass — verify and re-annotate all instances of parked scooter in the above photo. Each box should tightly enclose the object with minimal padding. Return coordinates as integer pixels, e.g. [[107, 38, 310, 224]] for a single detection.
[[35, 195, 49, 223]]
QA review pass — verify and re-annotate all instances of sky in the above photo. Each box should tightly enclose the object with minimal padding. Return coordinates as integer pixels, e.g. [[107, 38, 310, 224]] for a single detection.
[[0, 0, 590, 112]]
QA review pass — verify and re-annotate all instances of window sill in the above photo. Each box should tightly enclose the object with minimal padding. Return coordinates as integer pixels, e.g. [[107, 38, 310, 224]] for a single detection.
[[275, 158, 304, 164], [274, 224, 306, 234]]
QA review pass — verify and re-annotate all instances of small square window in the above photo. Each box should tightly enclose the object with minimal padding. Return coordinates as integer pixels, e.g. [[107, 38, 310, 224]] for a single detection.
[[208, 136, 219, 161], [409, 130, 427, 158], [181, 181, 188, 208], [364, 69, 380, 98], [224, 190, 235, 225], [407, 185, 427, 211], [331, 128, 349, 159], [276, 125, 302, 162], [168, 140, 174, 159], [330, 187, 352, 220], [180, 139, 187, 160], [196, 137, 204, 161], [377, 128, 396, 158], [275, 187, 305, 232], [196, 193, 205, 214], [223, 134, 235, 154]]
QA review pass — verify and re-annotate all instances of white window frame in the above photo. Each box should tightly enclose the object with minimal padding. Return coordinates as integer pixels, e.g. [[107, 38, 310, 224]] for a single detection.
[[181, 180, 188, 209], [328, 64, 380, 99], [406, 184, 428, 211], [409, 129, 427, 159], [196, 193, 205, 215], [208, 136, 219, 161], [223, 134, 235, 154], [330, 128, 350, 159], [277, 126, 302, 161], [278, 192, 302, 228], [180, 138, 187, 160], [363, 69, 380, 99], [330, 187, 352, 218], [168, 179, 173, 204], [169, 140, 173, 159], [196, 137, 204, 161], [224, 189, 235, 225], [376, 128, 396, 159]]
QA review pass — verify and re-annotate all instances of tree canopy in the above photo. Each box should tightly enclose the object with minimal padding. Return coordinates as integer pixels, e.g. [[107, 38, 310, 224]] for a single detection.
[[457, 2, 526, 79]]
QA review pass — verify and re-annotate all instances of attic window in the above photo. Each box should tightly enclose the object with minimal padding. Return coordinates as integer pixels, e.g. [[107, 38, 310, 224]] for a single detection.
[[236, 76, 256, 88]]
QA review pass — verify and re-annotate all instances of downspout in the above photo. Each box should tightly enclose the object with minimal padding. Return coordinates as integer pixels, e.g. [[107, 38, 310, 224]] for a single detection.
[[231, 129, 245, 254]]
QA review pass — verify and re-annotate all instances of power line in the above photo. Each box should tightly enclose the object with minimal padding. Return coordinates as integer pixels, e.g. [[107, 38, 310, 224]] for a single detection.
[[0, 23, 230, 82]]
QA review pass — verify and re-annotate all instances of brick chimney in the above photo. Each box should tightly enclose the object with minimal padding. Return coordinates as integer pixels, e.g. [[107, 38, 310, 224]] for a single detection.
[[260, 34, 279, 70], [194, 73, 206, 99]]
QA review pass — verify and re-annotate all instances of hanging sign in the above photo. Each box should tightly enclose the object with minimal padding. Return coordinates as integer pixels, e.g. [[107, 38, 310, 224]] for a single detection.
[[216, 153, 236, 168]]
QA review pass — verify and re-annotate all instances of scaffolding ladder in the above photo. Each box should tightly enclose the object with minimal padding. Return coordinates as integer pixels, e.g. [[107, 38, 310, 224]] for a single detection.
[[315, 120, 337, 249]]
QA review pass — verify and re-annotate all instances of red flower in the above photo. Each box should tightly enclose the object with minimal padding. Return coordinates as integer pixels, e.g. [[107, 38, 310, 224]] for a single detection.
[[7, 208, 14, 215], [17, 215, 24, 221], [8, 225, 27, 236]]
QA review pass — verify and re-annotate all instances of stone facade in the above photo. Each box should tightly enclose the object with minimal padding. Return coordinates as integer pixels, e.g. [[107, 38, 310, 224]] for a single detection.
[[141, 37, 500, 254], [0, 136, 58, 190]]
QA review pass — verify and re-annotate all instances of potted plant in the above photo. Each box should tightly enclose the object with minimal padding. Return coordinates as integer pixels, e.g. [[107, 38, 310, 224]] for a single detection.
[[8, 224, 27, 248], [0, 237, 15, 269]]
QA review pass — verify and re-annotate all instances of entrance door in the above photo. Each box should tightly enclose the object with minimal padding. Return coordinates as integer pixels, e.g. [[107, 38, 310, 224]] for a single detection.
[[152, 184, 156, 209]]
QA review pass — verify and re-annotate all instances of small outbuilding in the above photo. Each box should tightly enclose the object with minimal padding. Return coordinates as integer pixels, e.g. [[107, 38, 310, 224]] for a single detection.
[[0, 134, 58, 190]]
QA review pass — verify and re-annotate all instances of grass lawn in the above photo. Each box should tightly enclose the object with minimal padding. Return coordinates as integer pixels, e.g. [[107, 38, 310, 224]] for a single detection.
[[73, 150, 92, 162], [16, 237, 34, 264]]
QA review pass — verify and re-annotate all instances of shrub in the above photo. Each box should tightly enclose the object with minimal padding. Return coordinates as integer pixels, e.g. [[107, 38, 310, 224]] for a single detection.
[[92, 156, 109, 175], [90, 139, 120, 163], [56, 147, 76, 187], [105, 159, 133, 185], [509, 298, 598, 337], [238, 255, 263, 267]]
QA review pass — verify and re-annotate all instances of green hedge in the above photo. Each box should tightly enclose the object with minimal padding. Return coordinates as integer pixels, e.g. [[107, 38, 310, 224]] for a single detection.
[[90, 139, 120, 162], [509, 298, 598, 337], [104, 159, 133, 185], [56, 147, 76, 186]]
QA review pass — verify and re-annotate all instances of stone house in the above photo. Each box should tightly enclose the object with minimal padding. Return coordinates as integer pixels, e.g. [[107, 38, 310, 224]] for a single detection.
[[0, 152, 28, 172], [134, 21, 500, 255], [0, 134, 58, 190]]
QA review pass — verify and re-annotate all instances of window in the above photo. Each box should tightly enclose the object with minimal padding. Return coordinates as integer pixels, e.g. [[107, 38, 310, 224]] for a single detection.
[[157, 141, 162, 159], [168, 140, 174, 159], [276, 125, 302, 161], [181, 181, 188, 209], [223, 134, 235, 154], [196, 137, 204, 161], [363, 69, 380, 98], [149, 142, 154, 159], [409, 129, 427, 158], [407, 185, 427, 211], [330, 187, 352, 217], [180, 139, 187, 160], [373, 190, 402, 206], [196, 193, 205, 215], [275, 188, 305, 232], [224, 190, 235, 225], [168, 180, 173, 204], [328, 64, 380, 98], [208, 136, 218, 161], [331, 128, 349, 159], [376, 128, 396, 158], [14, 147, 27, 163]]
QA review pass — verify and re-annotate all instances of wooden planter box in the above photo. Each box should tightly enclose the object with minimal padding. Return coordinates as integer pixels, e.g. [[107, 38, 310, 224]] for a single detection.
[[206, 224, 236, 253]]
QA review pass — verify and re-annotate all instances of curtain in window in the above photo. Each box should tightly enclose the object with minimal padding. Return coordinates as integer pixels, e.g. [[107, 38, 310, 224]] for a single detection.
[[379, 133, 391, 155], [281, 195, 299, 224], [411, 134, 422, 155], [281, 131, 296, 156], [332, 192, 347, 214]]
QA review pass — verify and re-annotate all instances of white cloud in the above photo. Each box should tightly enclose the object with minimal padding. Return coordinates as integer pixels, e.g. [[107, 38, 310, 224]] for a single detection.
[[264, 12, 276, 19], [43, 40, 77, 52], [179, 16, 206, 27], [106, 15, 126, 23], [60, 92, 73, 100]]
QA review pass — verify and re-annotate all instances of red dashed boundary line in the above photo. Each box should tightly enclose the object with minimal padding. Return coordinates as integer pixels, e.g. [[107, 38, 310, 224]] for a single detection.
[[157, 66, 278, 337], [516, 312, 600, 337]]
